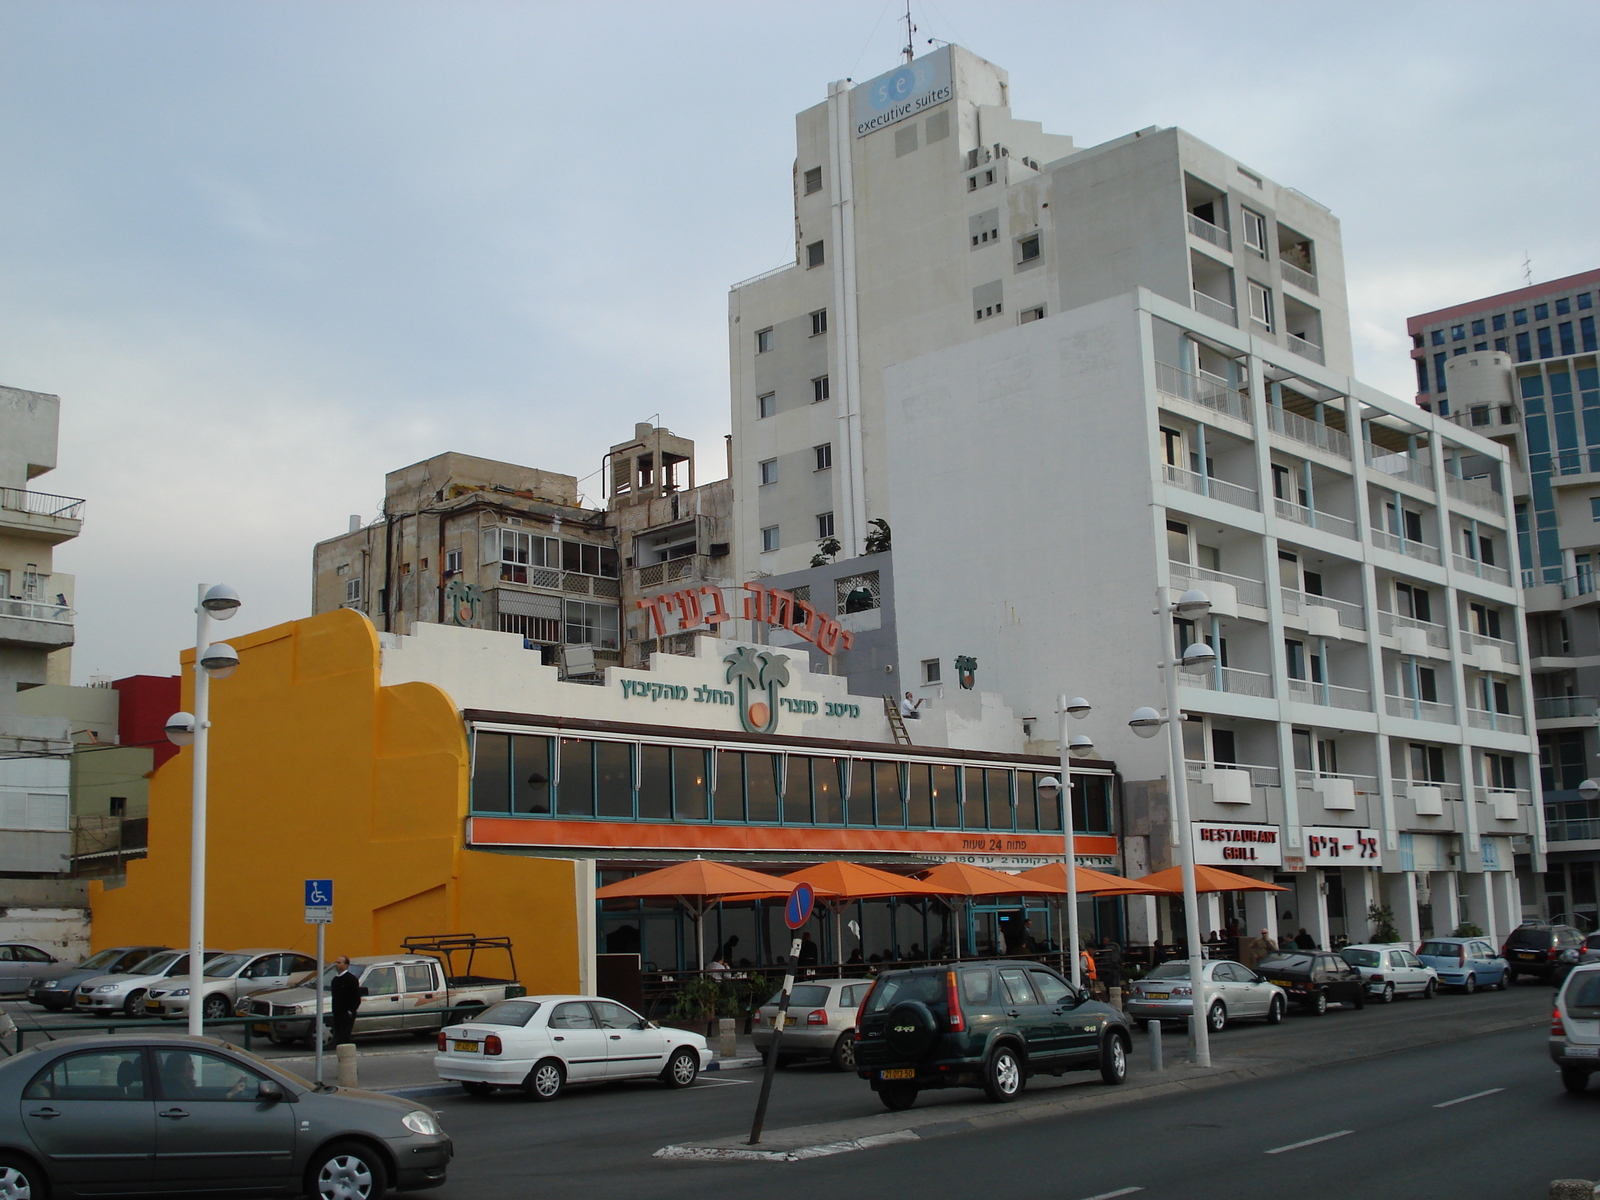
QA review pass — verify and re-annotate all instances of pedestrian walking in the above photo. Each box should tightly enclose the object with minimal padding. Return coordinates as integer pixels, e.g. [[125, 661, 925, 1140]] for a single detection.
[[1293, 927, 1316, 950], [330, 955, 362, 1047]]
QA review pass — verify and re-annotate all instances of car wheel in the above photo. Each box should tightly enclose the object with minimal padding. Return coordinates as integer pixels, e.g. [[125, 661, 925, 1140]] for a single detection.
[[1463, 974, 1477, 995], [1099, 1033, 1129, 1085], [459, 1081, 493, 1097], [1308, 989, 1329, 1016], [830, 1032, 857, 1072], [1380, 983, 1395, 1005], [0, 1153, 46, 1200], [122, 989, 146, 1018], [981, 1044, 1024, 1103], [308, 1140, 387, 1200], [1423, 980, 1436, 1000], [1495, 972, 1508, 992], [1207, 1002, 1227, 1033], [1266, 996, 1285, 1025], [1506, 968, 1519, 985], [268, 1029, 296, 1046], [878, 1081, 918, 1111], [202, 994, 232, 1022], [1351, 987, 1366, 1010], [1563, 1066, 1591, 1094], [661, 1047, 699, 1089], [524, 1058, 565, 1101]]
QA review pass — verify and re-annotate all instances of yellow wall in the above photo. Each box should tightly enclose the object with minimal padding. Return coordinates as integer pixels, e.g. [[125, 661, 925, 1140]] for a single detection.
[[89, 609, 582, 995]]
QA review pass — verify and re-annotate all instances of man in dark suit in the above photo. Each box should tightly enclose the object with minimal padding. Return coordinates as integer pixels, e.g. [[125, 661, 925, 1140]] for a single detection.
[[329, 956, 362, 1046]]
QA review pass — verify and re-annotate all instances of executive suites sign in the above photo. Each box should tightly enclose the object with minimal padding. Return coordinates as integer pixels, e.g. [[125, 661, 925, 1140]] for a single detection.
[[1192, 822, 1282, 867], [852, 49, 953, 138]]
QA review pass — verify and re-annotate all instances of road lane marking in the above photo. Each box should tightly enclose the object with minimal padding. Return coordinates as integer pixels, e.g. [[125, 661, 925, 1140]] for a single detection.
[[1081, 1189, 1144, 1200], [1264, 1130, 1353, 1155], [1433, 1087, 1504, 1108], [693, 1077, 754, 1087]]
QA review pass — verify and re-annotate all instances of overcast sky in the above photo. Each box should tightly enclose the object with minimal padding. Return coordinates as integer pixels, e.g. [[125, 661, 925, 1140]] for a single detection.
[[3, 0, 1596, 683]]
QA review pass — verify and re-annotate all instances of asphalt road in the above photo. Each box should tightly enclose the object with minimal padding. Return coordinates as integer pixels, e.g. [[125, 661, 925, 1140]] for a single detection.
[[422, 985, 1590, 1200]]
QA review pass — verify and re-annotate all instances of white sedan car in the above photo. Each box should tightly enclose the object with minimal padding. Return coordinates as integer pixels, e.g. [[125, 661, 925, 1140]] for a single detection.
[[1339, 944, 1439, 1002], [434, 995, 712, 1100]]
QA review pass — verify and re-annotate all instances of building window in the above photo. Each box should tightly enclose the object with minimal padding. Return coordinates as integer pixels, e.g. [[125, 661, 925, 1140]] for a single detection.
[[345, 579, 362, 604], [1535, 303, 1549, 320], [109, 796, 127, 818], [1248, 281, 1274, 331], [335, 562, 349, 576], [815, 443, 833, 471], [1494, 337, 1508, 352], [1515, 332, 1531, 362], [757, 392, 776, 419], [1470, 603, 1503, 639], [759, 459, 778, 486], [1395, 581, 1431, 622], [756, 327, 772, 353], [1514, 309, 1527, 326], [923, 659, 941, 684], [813, 375, 830, 403], [810, 308, 828, 336], [1559, 322, 1576, 355], [1556, 297, 1570, 316], [816, 511, 835, 539], [806, 241, 825, 268], [1020, 306, 1045, 323], [1241, 208, 1266, 254], [761, 526, 780, 553], [1016, 234, 1040, 263], [1582, 315, 1597, 352], [1473, 342, 1487, 351], [1537, 327, 1553, 358], [804, 166, 822, 194], [563, 601, 619, 650], [1160, 426, 1182, 467], [444, 549, 462, 575], [1580, 293, 1594, 310], [1451, 325, 1465, 341], [1589, 496, 1600, 522], [837, 571, 881, 613], [1493, 313, 1506, 330], [1471, 319, 1486, 336], [1415, 358, 1429, 392], [1431, 330, 1445, 346]]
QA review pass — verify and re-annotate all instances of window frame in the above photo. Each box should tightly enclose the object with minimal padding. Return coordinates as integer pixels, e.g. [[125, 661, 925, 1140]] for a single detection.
[[757, 392, 776, 419], [810, 308, 828, 336], [758, 459, 778, 487], [806, 241, 825, 269], [760, 526, 780, 553], [814, 443, 833, 471]]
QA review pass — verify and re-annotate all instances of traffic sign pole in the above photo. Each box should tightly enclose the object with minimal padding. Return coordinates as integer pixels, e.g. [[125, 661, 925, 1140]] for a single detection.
[[304, 880, 333, 1088], [314, 923, 325, 1088], [748, 935, 802, 1145]]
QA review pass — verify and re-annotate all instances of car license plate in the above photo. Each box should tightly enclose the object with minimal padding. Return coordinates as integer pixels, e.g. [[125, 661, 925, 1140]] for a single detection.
[[145, 1000, 161, 1011], [1518, 952, 1540, 960], [1146, 992, 1170, 1000], [881, 1068, 915, 1080], [454, 1040, 478, 1053], [1268, 979, 1291, 987], [1567, 1044, 1600, 1058]]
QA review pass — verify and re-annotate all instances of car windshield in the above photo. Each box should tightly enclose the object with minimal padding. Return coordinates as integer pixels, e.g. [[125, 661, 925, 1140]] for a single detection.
[[132, 952, 181, 976], [766, 985, 831, 1008], [1341, 949, 1381, 967], [475, 1000, 541, 1027], [1260, 953, 1313, 971], [1507, 927, 1554, 950], [1146, 962, 1191, 980], [1566, 972, 1600, 1018], [77, 949, 128, 971], [203, 955, 252, 978], [867, 972, 945, 1012], [1416, 942, 1461, 957]]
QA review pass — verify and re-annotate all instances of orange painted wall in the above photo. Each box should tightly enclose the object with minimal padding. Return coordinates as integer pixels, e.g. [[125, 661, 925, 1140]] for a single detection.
[[89, 609, 583, 995]]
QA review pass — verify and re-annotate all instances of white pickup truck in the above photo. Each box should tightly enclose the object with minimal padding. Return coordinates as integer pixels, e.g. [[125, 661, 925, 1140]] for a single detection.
[[243, 934, 524, 1047]]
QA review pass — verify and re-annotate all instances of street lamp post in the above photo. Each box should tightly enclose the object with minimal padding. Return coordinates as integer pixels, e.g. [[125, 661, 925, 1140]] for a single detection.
[[1040, 695, 1093, 986], [1130, 586, 1216, 1067], [164, 584, 242, 1037]]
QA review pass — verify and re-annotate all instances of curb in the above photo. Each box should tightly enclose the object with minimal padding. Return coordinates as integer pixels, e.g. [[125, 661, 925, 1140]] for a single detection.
[[706, 1056, 763, 1072], [656, 1130, 919, 1162]]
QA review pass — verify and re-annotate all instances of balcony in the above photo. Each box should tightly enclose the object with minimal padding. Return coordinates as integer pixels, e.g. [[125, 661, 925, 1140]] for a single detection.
[[1154, 362, 1247, 422], [1535, 695, 1598, 720], [1465, 631, 1519, 664], [0, 487, 85, 545], [1185, 760, 1282, 789], [1478, 788, 1529, 822], [1285, 677, 1373, 711], [1192, 290, 1238, 327], [1274, 498, 1358, 540], [1186, 665, 1274, 699], [0, 596, 75, 650], [1368, 528, 1442, 565], [1548, 817, 1600, 843], [1280, 261, 1319, 295], [1187, 212, 1232, 252], [1465, 708, 1526, 735], [1444, 474, 1503, 514], [1377, 610, 1450, 648], [1384, 694, 1456, 723], [1286, 333, 1325, 365], [1280, 588, 1368, 630], [1451, 555, 1511, 586], [1266, 404, 1352, 459], [1163, 463, 1260, 512], [1168, 561, 1269, 609], [634, 555, 714, 591], [1364, 446, 1434, 490]]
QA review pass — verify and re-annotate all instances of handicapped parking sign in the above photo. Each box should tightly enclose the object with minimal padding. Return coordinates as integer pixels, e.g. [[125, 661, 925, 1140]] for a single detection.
[[304, 879, 333, 924], [784, 882, 815, 930]]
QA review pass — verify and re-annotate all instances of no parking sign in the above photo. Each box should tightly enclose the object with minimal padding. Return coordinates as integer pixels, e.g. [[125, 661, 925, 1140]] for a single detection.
[[784, 882, 815, 930]]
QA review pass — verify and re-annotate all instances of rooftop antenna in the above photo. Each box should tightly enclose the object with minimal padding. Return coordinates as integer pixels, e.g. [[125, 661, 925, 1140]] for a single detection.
[[1522, 250, 1533, 287], [901, 0, 917, 63]]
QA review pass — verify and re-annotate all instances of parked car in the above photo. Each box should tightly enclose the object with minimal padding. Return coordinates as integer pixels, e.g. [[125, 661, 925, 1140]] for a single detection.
[[247, 953, 521, 1047], [1125, 959, 1287, 1030], [852, 960, 1132, 1111], [1256, 951, 1367, 1014], [434, 995, 710, 1100], [0, 944, 78, 998], [1415, 937, 1509, 992], [75, 950, 224, 1017], [1551, 962, 1600, 1093], [0, 1032, 450, 1197], [1502, 922, 1586, 983], [1339, 944, 1440, 1002], [27, 946, 167, 1011], [145, 949, 318, 1022], [752, 978, 872, 1070], [1554, 933, 1600, 986]]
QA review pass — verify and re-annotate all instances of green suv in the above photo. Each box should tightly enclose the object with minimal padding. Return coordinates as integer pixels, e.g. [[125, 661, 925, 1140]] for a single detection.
[[853, 960, 1133, 1111]]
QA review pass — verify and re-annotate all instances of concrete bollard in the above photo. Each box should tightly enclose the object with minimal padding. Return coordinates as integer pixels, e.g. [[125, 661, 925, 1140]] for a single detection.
[[717, 1018, 737, 1060], [1108, 986, 1123, 1010], [336, 1043, 358, 1089], [1148, 1020, 1163, 1073], [1549, 1182, 1598, 1200]]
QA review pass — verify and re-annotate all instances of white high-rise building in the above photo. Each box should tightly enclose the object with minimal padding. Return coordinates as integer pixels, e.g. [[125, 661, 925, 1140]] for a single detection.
[[727, 46, 1540, 948]]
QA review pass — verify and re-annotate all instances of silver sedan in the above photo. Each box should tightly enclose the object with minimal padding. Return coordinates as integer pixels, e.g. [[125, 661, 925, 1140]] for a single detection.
[[1125, 959, 1288, 1032], [751, 978, 873, 1070]]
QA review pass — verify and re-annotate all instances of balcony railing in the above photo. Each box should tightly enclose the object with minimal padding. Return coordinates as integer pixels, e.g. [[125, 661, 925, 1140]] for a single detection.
[[1266, 404, 1352, 459], [1478, 788, 1529, 822], [1547, 817, 1600, 843], [1394, 778, 1465, 803], [1279, 261, 1319, 295], [1465, 631, 1519, 664], [1168, 561, 1269, 609], [1444, 474, 1503, 514], [1286, 333, 1325, 365], [1377, 610, 1450, 648], [1163, 463, 1260, 512], [1285, 677, 1373, 711], [634, 556, 712, 590], [1466, 708, 1526, 735], [0, 597, 73, 625], [1187, 213, 1232, 251], [1273, 499, 1359, 540], [1384, 694, 1456, 723], [1368, 528, 1443, 564], [1185, 760, 1282, 789], [1153, 362, 1247, 421], [1535, 695, 1598, 720], [1280, 588, 1368, 630], [1451, 555, 1511, 586], [1192, 290, 1238, 327], [0, 487, 85, 522], [1364, 446, 1435, 490], [1187, 666, 1275, 698], [1295, 770, 1379, 794]]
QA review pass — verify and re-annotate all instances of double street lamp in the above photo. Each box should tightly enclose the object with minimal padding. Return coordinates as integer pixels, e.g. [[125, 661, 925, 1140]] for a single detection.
[[1039, 696, 1094, 987], [164, 584, 243, 1037]]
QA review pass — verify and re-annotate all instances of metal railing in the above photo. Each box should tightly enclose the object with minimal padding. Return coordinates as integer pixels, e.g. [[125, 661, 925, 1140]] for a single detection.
[[1451, 555, 1511, 586], [1535, 695, 1598, 720], [1185, 760, 1282, 788], [1280, 588, 1368, 630], [1364, 446, 1435, 490], [730, 262, 796, 290], [1466, 632, 1519, 664], [1274, 499, 1359, 540], [1187, 213, 1232, 251], [1444, 404, 1520, 431], [1192, 290, 1238, 326], [634, 556, 711, 590], [1444, 474, 1503, 513], [1478, 788, 1529, 821], [1368, 528, 1442, 564], [0, 597, 72, 625], [1384, 694, 1456, 723], [1547, 817, 1600, 843], [1285, 677, 1373, 711], [1286, 333, 1325, 365], [1153, 362, 1247, 421], [1393, 778, 1464, 801], [1279, 261, 1319, 295], [1168, 561, 1269, 609], [1377, 610, 1450, 648], [1295, 770, 1379, 793], [1266, 404, 1352, 458], [1187, 666, 1275, 698], [0, 487, 85, 522], [1163, 463, 1260, 511], [1466, 708, 1526, 734]]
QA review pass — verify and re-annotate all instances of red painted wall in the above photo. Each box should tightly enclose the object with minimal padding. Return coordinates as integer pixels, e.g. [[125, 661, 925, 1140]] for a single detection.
[[112, 674, 181, 768]]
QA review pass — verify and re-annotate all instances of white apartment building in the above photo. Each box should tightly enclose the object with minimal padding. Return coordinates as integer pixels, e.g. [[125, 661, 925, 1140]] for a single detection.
[[725, 46, 1539, 948]]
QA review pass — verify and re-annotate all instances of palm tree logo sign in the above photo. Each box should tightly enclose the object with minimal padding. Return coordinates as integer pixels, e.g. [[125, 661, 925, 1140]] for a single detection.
[[723, 647, 791, 734]]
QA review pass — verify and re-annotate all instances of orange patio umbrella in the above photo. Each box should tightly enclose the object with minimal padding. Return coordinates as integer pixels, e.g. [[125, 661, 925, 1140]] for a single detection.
[[918, 861, 1067, 960], [774, 861, 964, 965], [1016, 862, 1175, 896], [1129, 864, 1289, 893], [595, 858, 802, 969]]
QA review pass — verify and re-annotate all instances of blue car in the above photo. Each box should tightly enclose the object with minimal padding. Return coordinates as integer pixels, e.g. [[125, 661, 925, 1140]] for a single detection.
[[1415, 937, 1509, 992]]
